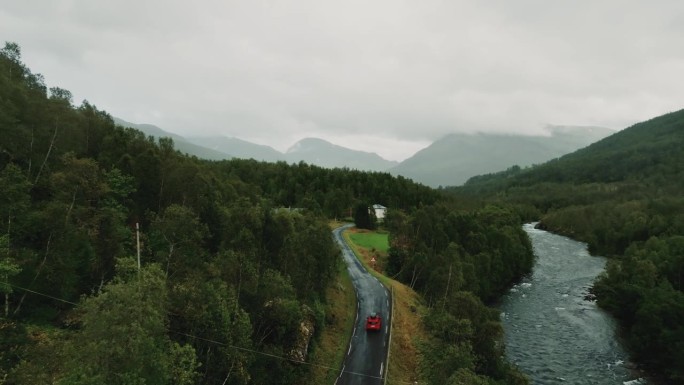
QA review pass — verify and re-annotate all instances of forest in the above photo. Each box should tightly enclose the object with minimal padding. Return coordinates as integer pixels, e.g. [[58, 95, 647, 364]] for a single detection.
[[455, 109, 684, 383], [0, 42, 536, 384], [382, 203, 533, 384]]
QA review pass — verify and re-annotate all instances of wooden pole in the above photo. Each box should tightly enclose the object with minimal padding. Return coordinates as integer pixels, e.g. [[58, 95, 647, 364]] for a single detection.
[[136, 223, 141, 270]]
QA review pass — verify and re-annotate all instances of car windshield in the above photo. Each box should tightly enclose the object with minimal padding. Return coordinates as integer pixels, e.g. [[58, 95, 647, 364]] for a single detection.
[[369, 312, 377, 318]]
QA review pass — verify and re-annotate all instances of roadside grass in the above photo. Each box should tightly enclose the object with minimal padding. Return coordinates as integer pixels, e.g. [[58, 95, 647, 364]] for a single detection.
[[385, 280, 426, 385], [305, 263, 356, 384], [305, 226, 357, 384]]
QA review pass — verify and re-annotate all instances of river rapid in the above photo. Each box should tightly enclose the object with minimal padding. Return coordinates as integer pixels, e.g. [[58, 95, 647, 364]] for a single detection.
[[499, 223, 645, 385]]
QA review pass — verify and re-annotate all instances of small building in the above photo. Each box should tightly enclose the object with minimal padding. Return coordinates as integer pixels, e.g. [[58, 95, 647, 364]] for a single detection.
[[371, 204, 386, 222]]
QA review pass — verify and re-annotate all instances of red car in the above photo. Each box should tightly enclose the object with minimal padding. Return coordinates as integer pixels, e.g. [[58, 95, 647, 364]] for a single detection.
[[365, 312, 382, 331]]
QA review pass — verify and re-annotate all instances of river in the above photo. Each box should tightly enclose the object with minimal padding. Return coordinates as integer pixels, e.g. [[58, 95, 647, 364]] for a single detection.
[[499, 223, 645, 385]]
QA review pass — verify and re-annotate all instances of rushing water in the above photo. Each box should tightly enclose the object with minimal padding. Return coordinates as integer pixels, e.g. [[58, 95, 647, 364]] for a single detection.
[[499, 223, 644, 385]]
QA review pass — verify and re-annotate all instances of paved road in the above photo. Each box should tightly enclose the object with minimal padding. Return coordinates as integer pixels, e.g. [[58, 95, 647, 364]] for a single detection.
[[333, 225, 392, 385]]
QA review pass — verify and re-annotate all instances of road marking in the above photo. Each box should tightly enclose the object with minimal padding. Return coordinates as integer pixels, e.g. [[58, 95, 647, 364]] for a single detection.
[[336, 365, 346, 383], [380, 362, 384, 376], [386, 299, 389, 308], [384, 290, 388, 298], [348, 343, 352, 355]]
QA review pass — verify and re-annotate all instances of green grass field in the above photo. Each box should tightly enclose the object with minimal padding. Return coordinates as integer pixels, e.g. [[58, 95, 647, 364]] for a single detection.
[[347, 232, 389, 253]]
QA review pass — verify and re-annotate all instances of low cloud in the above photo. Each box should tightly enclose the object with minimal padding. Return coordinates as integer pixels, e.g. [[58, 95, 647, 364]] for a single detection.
[[2, 0, 683, 161]]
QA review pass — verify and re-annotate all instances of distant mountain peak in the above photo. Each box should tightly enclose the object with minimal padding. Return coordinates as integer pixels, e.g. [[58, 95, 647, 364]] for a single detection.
[[113, 119, 397, 171], [286, 137, 398, 171], [286, 138, 335, 153], [188, 135, 283, 162]]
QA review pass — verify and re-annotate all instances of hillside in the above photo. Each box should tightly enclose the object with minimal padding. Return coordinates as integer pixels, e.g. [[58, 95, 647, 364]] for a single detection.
[[113, 118, 234, 161], [188, 136, 283, 162], [390, 126, 614, 187], [522, 111, 683, 185]]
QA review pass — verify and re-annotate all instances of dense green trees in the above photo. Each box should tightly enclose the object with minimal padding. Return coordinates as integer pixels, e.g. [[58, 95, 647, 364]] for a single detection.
[[384, 202, 534, 383], [353, 202, 376, 229], [12, 260, 200, 385], [386, 204, 534, 303], [420, 292, 528, 385], [592, 236, 684, 382]]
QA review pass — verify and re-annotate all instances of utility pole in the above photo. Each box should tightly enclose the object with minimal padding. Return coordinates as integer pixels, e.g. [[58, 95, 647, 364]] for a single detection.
[[136, 223, 141, 271], [4, 214, 10, 318], [444, 264, 453, 305]]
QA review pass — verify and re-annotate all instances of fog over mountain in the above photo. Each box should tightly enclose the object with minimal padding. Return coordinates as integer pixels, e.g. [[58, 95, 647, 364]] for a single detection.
[[389, 125, 616, 187], [188, 136, 284, 163], [5, 2, 682, 162], [116, 117, 616, 185], [115, 118, 397, 171]]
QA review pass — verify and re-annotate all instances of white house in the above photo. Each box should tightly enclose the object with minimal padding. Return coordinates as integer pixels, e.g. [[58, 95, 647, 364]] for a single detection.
[[371, 204, 387, 222]]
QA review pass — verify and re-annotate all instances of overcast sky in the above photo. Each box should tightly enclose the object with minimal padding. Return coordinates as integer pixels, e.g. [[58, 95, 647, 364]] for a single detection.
[[2, 1, 683, 161]]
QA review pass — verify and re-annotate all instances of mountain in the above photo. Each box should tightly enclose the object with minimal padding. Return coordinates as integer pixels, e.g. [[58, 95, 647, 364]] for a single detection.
[[113, 118, 398, 171], [389, 125, 615, 187], [113, 118, 233, 161], [284, 138, 399, 171], [187, 136, 283, 162]]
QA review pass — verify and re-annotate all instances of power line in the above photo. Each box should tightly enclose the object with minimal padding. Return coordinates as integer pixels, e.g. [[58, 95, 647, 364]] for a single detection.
[[1, 281, 78, 305], [171, 330, 387, 382]]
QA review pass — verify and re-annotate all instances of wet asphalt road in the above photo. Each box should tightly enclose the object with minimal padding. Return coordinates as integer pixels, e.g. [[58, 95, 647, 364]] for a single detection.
[[333, 225, 392, 385]]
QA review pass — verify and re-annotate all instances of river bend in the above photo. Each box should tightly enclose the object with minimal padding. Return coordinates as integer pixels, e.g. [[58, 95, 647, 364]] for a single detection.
[[499, 223, 643, 385]]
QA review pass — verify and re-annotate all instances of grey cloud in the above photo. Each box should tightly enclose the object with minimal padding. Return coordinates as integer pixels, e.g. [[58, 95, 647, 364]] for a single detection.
[[2, 0, 683, 161]]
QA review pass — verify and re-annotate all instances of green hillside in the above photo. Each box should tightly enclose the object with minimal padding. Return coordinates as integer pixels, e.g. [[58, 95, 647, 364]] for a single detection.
[[519, 109, 683, 185]]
